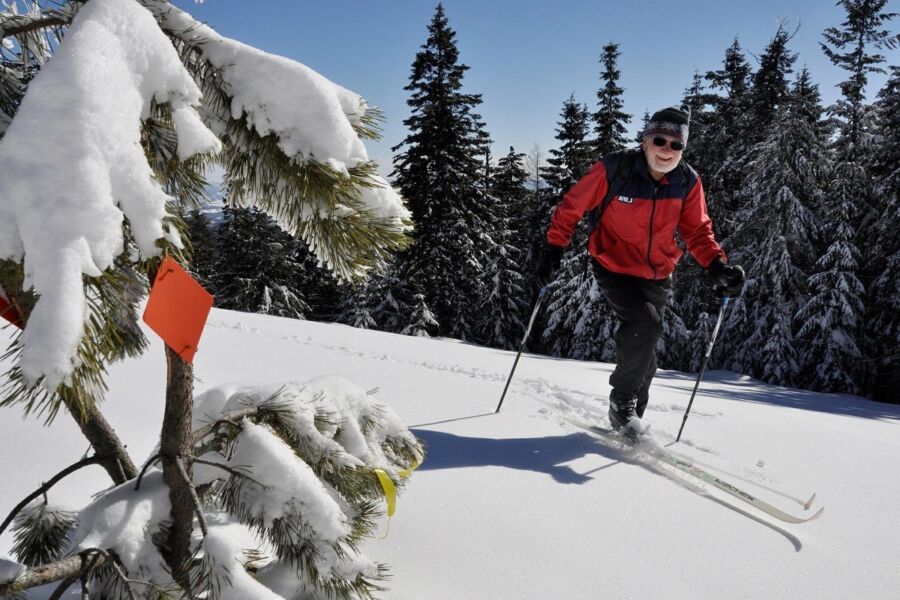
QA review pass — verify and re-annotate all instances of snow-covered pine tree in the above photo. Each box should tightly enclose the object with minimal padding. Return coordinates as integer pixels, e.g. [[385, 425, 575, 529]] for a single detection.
[[541, 95, 594, 197], [0, 2, 418, 596], [795, 1, 898, 396], [634, 110, 650, 145], [865, 67, 900, 401], [544, 267, 616, 362], [337, 280, 379, 330], [716, 68, 829, 386], [657, 298, 690, 372], [539, 96, 599, 356], [293, 242, 343, 321], [214, 206, 309, 319], [389, 3, 493, 341], [747, 23, 797, 143], [368, 260, 417, 334], [795, 159, 866, 394], [819, 1, 899, 400], [688, 310, 714, 373], [184, 208, 218, 293], [553, 49, 635, 363], [519, 145, 553, 287], [675, 39, 754, 333], [592, 42, 631, 158], [698, 37, 754, 231], [715, 23, 797, 218], [670, 70, 716, 349], [477, 147, 529, 350], [820, 0, 899, 159], [401, 293, 439, 337]]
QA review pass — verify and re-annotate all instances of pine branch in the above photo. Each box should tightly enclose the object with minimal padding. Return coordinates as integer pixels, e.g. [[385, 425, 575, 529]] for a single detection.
[[0, 456, 106, 538], [0, 4, 80, 39], [0, 548, 122, 598], [174, 456, 208, 538]]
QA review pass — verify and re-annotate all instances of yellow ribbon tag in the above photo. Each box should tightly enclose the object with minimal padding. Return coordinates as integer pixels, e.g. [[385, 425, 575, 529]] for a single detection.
[[375, 469, 397, 517], [374, 458, 422, 539]]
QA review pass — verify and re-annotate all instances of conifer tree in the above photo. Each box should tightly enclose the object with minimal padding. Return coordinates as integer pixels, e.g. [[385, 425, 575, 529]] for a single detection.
[[541, 94, 596, 357], [541, 95, 594, 197], [337, 281, 378, 330], [700, 37, 754, 218], [293, 243, 342, 320], [795, 160, 866, 394], [748, 24, 797, 139], [592, 42, 631, 157], [478, 147, 529, 349], [539, 96, 611, 358], [215, 206, 309, 319], [863, 66, 900, 401], [657, 300, 690, 372], [184, 208, 218, 293], [671, 71, 714, 332], [634, 110, 650, 145], [401, 293, 439, 337], [820, 0, 899, 158], [389, 3, 494, 341], [820, 1, 898, 401], [718, 68, 828, 385], [681, 71, 710, 156], [688, 311, 714, 373]]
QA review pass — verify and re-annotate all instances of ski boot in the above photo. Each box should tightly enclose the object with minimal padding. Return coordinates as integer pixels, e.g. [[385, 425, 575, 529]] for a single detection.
[[609, 391, 647, 443]]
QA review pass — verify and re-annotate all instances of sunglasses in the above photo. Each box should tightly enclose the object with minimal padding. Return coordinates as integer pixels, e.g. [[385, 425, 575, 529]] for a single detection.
[[651, 137, 685, 151]]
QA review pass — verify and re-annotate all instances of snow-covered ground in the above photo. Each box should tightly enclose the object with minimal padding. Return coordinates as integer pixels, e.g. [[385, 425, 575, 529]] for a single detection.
[[2, 308, 899, 599]]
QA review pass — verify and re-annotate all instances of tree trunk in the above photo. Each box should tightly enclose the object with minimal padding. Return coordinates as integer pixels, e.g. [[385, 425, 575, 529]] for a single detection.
[[159, 345, 195, 589], [67, 402, 137, 484]]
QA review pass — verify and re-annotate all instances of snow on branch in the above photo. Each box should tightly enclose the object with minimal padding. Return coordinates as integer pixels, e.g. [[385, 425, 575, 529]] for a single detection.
[[140, 0, 411, 279], [62, 376, 423, 598], [0, 0, 221, 389]]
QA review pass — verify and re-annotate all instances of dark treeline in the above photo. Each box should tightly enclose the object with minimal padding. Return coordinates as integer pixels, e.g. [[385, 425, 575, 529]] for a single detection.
[[194, 2, 900, 403]]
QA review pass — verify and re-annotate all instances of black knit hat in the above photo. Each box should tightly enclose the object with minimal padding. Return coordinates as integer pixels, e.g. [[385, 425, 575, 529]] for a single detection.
[[644, 105, 691, 144]]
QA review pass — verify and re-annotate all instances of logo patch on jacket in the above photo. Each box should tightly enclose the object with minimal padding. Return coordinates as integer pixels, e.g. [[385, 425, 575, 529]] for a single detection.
[[617, 195, 634, 204]]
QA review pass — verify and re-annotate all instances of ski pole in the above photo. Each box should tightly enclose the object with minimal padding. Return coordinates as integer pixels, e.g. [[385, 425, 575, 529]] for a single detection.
[[495, 287, 547, 414], [676, 295, 730, 442]]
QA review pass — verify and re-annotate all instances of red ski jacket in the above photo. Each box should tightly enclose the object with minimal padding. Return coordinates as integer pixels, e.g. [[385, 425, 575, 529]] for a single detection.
[[546, 150, 726, 280]]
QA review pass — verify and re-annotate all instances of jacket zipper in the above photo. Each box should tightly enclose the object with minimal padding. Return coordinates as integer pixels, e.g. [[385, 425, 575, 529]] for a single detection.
[[648, 183, 659, 279]]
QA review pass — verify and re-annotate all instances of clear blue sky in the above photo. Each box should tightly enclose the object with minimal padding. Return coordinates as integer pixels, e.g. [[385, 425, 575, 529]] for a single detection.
[[173, 0, 899, 174]]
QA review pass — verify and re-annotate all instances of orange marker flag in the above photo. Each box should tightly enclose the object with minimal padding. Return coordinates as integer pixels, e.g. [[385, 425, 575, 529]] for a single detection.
[[143, 256, 214, 363], [0, 295, 23, 329]]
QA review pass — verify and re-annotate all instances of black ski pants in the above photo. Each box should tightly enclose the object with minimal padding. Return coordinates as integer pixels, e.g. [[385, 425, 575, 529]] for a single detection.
[[593, 263, 671, 418]]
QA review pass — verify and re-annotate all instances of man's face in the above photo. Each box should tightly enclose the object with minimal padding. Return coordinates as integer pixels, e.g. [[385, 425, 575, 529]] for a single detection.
[[643, 133, 684, 176]]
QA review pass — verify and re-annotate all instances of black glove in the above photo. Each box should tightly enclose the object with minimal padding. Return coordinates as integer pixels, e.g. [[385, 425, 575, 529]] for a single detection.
[[706, 257, 745, 297], [535, 243, 565, 288]]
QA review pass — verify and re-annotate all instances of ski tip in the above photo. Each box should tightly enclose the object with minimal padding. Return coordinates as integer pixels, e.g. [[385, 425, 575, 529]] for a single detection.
[[807, 506, 825, 522], [804, 492, 817, 511]]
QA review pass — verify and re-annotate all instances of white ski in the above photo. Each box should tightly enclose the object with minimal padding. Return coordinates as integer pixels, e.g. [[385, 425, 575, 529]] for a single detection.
[[567, 419, 824, 525]]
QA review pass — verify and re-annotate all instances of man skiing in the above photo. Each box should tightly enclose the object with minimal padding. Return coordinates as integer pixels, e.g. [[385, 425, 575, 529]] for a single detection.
[[535, 105, 744, 433]]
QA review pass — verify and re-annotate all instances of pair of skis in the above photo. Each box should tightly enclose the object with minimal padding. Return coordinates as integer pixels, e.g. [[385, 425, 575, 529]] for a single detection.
[[567, 419, 824, 525]]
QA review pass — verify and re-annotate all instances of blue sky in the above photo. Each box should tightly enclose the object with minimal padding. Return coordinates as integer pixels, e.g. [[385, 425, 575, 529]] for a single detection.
[[173, 0, 899, 173]]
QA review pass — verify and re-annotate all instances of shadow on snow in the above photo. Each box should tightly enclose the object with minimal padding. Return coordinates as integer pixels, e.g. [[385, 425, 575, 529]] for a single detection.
[[411, 428, 622, 484]]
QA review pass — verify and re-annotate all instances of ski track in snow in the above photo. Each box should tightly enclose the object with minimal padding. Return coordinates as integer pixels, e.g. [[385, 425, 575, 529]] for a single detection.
[[207, 321, 712, 415], [206, 320, 724, 427]]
